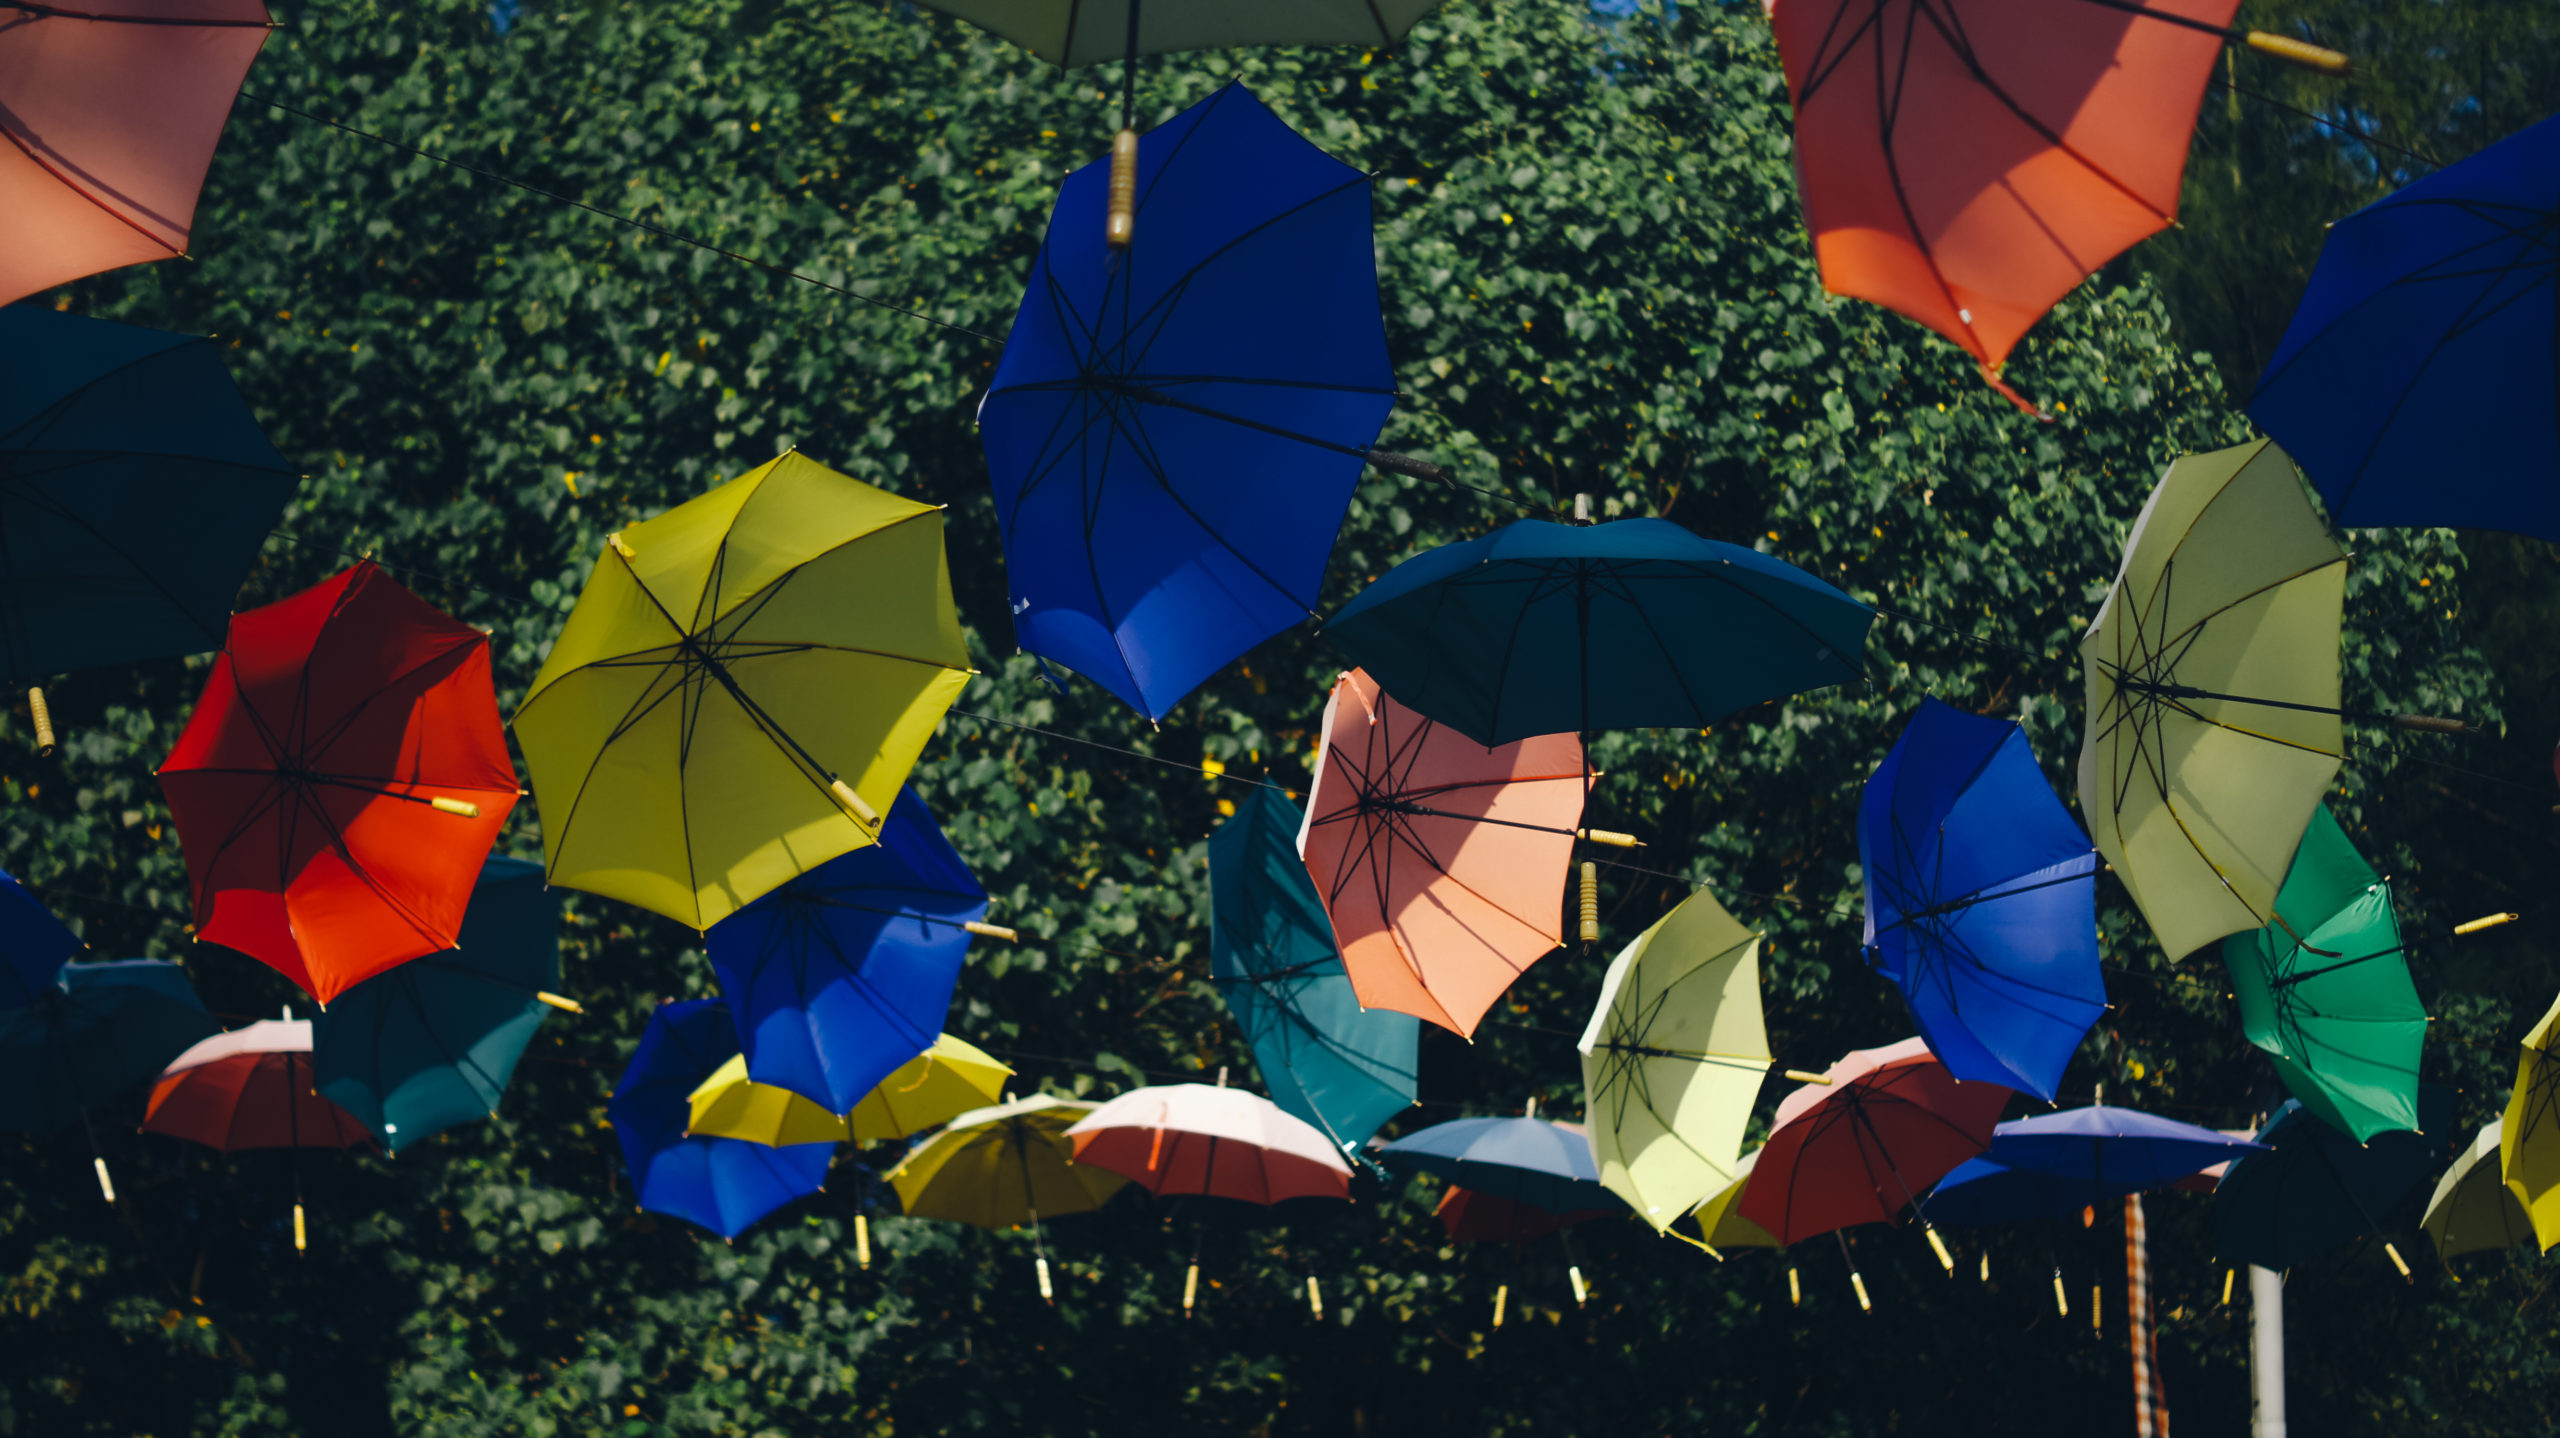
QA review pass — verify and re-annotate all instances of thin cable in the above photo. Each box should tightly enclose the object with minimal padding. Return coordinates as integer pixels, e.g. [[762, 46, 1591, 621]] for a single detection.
[[2208, 75, 2442, 169], [945, 708, 1298, 795]]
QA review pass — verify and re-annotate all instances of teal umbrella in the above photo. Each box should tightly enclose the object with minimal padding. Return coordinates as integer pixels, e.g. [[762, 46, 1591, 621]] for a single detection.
[[0, 960, 218, 1132], [313, 857, 567, 1152], [2215, 1087, 2452, 1276], [1209, 787, 1416, 1153]]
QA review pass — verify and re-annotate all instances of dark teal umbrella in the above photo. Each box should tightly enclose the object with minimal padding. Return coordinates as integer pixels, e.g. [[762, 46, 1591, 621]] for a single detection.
[[0, 959, 218, 1132], [2215, 1087, 2452, 1275], [1209, 787, 1417, 1154], [312, 857, 565, 1153]]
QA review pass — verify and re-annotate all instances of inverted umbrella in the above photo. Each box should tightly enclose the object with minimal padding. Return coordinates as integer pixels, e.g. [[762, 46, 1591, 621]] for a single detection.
[[847, 1033, 1013, 1145], [2223, 806, 2426, 1141], [1739, 1036, 2010, 1248], [1861, 698, 2101, 1101], [1577, 886, 1772, 1228], [0, 868, 79, 1009], [609, 1000, 835, 1240], [705, 788, 989, 1112], [2426, 1120, 2535, 1268], [1065, 1083, 1353, 1204], [1377, 1115, 1625, 1217], [516, 451, 972, 930], [685, 1053, 849, 1148], [889, 1093, 1126, 1229], [2215, 1088, 2450, 1275], [2500, 990, 2560, 1251], [1210, 786, 1416, 1153], [979, 83, 1393, 720], [0, 959, 217, 1133], [0, 0, 272, 307], [143, 1020, 371, 1152], [1297, 668, 1584, 1037], [2078, 439, 2347, 961], [311, 856, 566, 1153]]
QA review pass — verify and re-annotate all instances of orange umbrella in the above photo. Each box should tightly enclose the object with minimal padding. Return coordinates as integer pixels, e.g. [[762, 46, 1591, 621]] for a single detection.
[[1296, 668, 1584, 1038]]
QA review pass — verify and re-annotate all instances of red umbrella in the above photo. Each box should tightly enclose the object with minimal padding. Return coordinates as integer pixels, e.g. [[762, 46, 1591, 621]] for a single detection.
[[159, 561, 518, 1004], [1739, 1036, 2010, 1246], [1063, 1083, 1353, 1204], [1435, 1186, 1613, 1245], [0, 0, 274, 309], [141, 1020, 370, 1152]]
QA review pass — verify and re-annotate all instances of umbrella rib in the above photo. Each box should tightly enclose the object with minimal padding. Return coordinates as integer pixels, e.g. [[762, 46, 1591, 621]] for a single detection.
[[0, 117, 188, 259], [529, 658, 692, 883], [1088, 386, 1322, 614], [1917, 0, 2175, 223], [1099, 173, 1376, 373]]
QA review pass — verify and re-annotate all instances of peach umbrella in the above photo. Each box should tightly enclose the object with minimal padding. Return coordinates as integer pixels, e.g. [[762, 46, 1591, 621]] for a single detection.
[[1295, 668, 1584, 1037], [1063, 1082, 1353, 1205]]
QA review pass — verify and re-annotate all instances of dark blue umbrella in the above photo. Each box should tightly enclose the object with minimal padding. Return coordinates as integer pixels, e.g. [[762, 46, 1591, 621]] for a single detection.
[[0, 959, 218, 1132], [0, 868, 79, 1010], [1923, 1103, 2264, 1225], [1921, 1157, 2128, 1227], [979, 82, 1395, 721], [610, 999, 835, 1240], [1323, 518, 1873, 747], [2216, 1088, 2453, 1272], [2248, 115, 2560, 538], [1209, 787, 1416, 1154], [1376, 1116, 1626, 1216], [1859, 698, 2102, 1101], [706, 790, 986, 1113]]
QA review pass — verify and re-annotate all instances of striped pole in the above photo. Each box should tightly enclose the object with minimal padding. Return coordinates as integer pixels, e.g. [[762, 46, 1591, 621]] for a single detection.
[[2126, 1195, 2168, 1436]]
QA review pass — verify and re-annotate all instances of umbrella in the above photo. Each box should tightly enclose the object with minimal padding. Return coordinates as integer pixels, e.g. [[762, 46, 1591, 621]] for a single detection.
[[2077, 439, 2347, 961], [1739, 1036, 2011, 1248], [609, 1000, 834, 1240], [0, 0, 273, 307], [0, 308, 295, 715], [2500, 990, 2560, 1251], [1377, 1115, 1624, 1216], [157, 561, 519, 1004], [142, 1020, 372, 1152], [1436, 1186, 1615, 1246], [2222, 806, 2426, 1142], [1922, 1103, 2264, 1224], [0, 959, 217, 1133], [917, 0, 1442, 68], [310, 856, 567, 1153], [515, 451, 972, 931], [1921, 1157, 2129, 1228], [889, 1093, 1127, 1229], [685, 1054, 850, 1148], [1296, 668, 1585, 1037], [847, 1033, 1013, 1145], [1323, 518, 1874, 749], [1577, 886, 1772, 1229], [1065, 1082, 1354, 1204], [979, 83, 1393, 720], [1210, 786, 1416, 1152], [2249, 114, 2560, 539], [1690, 1149, 1782, 1250], [1860, 697, 2102, 1101], [2215, 1089, 2450, 1275], [2426, 1121, 2535, 1268], [705, 788, 989, 1112], [0, 867, 80, 1009]]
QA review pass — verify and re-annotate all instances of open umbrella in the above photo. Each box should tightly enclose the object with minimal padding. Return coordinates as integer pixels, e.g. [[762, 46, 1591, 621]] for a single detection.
[[0, 959, 217, 1133], [311, 856, 567, 1153], [2078, 439, 2347, 962], [685, 1054, 850, 1148], [1923, 1103, 2265, 1226], [917, 0, 1441, 68], [1297, 668, 1584, 1037], [705, 788, 989, 1113], [889, 1093, 1126, 1228], [142, 1020, 371, 1152], [1861, 698, 2101, 1101], [2215, 1088, 2450, 1276], [979, 83, 1393, 720], [1436, 1187, 1615, 1246], [1922, 1157, 2125, 1227], [2500, 990, 2560, 1251], [1065, 1082, 1353, 1204], [1378, 1114, 1624, 1216], [1210, 786, 1416, 1153], [2426, 1121, 2535, 1269], [609, 1000, 835, 1240], [1739, 1036, 2010, 1248], [2223, 806, 2425, 1142], [0, 868, 80, 1009], [516, 451, 971, 931], [1577, 886, 1772, 1229], [0, 0, 273, 307], [847, 1033, 1013, 1145], [158, 561, 517, 1003], [1690, 1149, 1782, 1250]]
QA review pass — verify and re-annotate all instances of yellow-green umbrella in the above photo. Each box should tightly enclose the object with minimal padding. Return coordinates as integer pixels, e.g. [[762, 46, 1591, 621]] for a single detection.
[[2078, 440, 2347, 961], [685, 1053, 849, 1147], [515, 451, 971, 929], [2427, 1120, 2535, 1269], [1576, 887, 1771, 1231], [849, 1034, 1013, 1145], [887, 1093, 1126, 1230], [1690, 1148, 1780, 1251], [2500, 991, 2560, 1251]]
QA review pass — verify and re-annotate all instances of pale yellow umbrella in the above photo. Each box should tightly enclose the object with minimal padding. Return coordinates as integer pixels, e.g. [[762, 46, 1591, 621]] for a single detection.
[[2500, 991, 2560, 1251], [685, 1054, 848, 1147], [889, 1093, 1127, 1300], [2427, 1120, 2535, 1271], [848, 1034, 1014, 1144]]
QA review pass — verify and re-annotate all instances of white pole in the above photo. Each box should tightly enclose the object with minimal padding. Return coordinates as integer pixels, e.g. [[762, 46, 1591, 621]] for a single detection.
[[2250, 1265, 2285, 1438]]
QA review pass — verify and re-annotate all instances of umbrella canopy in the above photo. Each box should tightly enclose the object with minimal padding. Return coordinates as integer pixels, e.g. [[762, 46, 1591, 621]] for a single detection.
[[310, 856, 562, 1153], [1065, 1083, 1353, 1204], [1324, 518, 1874, 748], [2215, 1089, 2450, 1271], [1690, 1149, 1782, 1250], [1436, 1186, 1615, 1245], [159, 562, 517, 1003], [1297, 668, 1584, 1037], [142, 1020, 373, 1152], [916, 0, 1443, 67], [609, 1000, 834, 1240], [516, 451, 971, 931], [1923, 1157, 2127, 1228], [0, 0, 272, 307], [2249, 115, 2560, 539], [1738, 1036, 2011, 1245], [1983, 1104, 2264, 1190], [1861, 698, 2101, 1101], [0, 868, 80, 1009], [0, 960, 217, 1132], [847, 1034, 1014, 1145], [2078, 439, 2347, 961], [1770, 0, 2237, 403], [979, 83, 1392, 721], [1577, 887, 1771, 1228], [0, 307, 295, 683], [2501, 990, 2560, 1251], [686, 1054, 850, 1148], [2223, 806, 2426, 1142], [2427, 1120, 2535, 1267], [889, 1093, 1128, 1229], [1210, 786, 1416, 1153], [1376, 1115, 1624, 1216], [705, 788, 986, 1113]]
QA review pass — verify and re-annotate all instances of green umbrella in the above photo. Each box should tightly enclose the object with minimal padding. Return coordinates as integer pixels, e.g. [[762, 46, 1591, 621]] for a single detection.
[[2221, 806, 2426, 1142]]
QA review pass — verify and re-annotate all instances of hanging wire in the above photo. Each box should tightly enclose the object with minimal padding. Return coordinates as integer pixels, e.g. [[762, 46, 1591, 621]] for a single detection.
[[2207, 75, 2443, 170]]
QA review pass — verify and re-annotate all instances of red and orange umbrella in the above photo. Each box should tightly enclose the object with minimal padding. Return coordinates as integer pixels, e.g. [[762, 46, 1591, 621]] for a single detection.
[[141, 1019, 370, 1152], [1739, 1036, 2009, 1248], [158, 561, 518, 1004], [1296, 669, 1584, 1038]]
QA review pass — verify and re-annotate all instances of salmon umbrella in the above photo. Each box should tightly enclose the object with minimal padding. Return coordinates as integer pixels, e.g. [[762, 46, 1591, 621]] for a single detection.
[[1064, 1082, 1353, 1204], [0, 0, 273, 308], [143, 1018, 370, 1253], [1296, 668, 1584, 1037], [157, 561, 519, 1004], [1739, 1037, 2009, 1255]]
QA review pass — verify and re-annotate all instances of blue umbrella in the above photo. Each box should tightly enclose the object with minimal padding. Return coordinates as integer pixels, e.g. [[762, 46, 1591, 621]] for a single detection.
[[706, 790, 987, 1113], [610, 999, 835, 1240], [1376, 1116, 1627, 1216], [979, 82, 1395, 721], [1209, 787, 1416, 1153], [2248, 115, 2560, 537], [2216, 1088, 2453, 1272], [1923, 1103, 2264, 1225], [1859, 698, 2102, 1101], [0, 959, 218, 1132], [1921, 1157, 2131, 1228], [0, 868, 79, 1009], [1323, 518, 1873, 747]]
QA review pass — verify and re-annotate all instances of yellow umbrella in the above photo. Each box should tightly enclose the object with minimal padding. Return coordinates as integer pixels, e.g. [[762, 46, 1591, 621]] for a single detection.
[[2077, 440, 2347, 961], [514, 450, 971, 929], [848, 1034, 1013, 1144], [2427, 1120, 2535, 1270], [2501, 991, 2560, 1251], [888, 1093, 1126, 1229], [1690, 1148, 1780, 1251], [684, 1053, 849, 1147]]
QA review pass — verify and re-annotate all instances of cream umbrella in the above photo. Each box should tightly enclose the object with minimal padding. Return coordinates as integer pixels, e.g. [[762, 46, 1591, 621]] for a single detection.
[[2426, 1120, 2535, 1270]]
